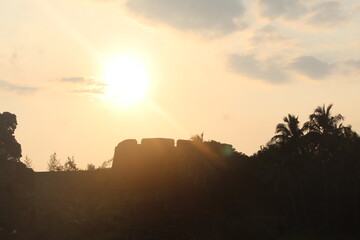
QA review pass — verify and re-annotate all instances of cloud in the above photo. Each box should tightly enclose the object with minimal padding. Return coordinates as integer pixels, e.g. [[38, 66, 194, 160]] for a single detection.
[[307, 1, 350, 28], [256, 0, 307, 20], [71, 88, 105, 94], [251, 25, 289, 45], [61, 77, 85, 83], [0, 80, 37, 95], [256, 1, 350, 29], [9, 52, 18, 65], [60, 76, 106, 86], [60, 76, 106, 95], [228, 54, 289, 84], [346, 59, 360, 70], [289, 56, 333, 79], [125, 0, 246, 36]]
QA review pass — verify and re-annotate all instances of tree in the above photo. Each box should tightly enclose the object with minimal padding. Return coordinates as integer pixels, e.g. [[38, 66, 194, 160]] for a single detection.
[[64, 156, 79, 171], [23, 155, 32, 168], [47, 152, 63, 171], [98, 158, 113, 169], [191, 133, 204, 142], [303, 104, 344, 135], [87, 163, 96, 171], [0, 113, 34, 235], [0, 112, 22, 162], [271, 114, 304, 145]]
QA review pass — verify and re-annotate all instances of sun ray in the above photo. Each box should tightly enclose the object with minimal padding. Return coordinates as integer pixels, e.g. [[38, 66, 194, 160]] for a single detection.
[[145, 99, 191, 136], [36, 0, 102, 61]]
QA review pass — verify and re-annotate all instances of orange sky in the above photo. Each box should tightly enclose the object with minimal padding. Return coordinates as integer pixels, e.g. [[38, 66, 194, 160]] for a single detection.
[[2, 0, 360, 170]]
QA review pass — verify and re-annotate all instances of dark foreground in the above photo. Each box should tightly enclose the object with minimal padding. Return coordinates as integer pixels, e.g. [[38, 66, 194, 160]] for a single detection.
[[1, 141, 360, 240], [1, 106, 360, 239]]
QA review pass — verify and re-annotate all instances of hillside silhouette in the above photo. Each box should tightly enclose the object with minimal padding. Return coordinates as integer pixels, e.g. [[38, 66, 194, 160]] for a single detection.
[[1, 104, 360, 239]]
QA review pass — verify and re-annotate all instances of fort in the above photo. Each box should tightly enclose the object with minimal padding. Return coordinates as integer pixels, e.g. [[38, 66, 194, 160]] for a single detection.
[[33, 138, 236, 197], [27, 138, 236, 218], [112, 137, 235, 173], [112, 138, 176, 170]]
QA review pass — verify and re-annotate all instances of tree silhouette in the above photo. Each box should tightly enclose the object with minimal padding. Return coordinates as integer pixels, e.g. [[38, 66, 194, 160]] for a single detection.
[[23, 155, 32, 168], [64, 156, 79, 171], [303, 104, 344, 135], [0, 112, 22, 162], [47, 152, 63, 171], [0, 112, 33, 237], [190, 133, 204, 142], [98, 158, 113, 169], [270, 114, 304, 145], [87, 163, 96, 171]]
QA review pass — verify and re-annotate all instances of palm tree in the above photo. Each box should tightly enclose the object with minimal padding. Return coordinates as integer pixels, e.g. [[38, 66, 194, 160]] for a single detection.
[[303, 104, 355, 228], [271, 114, 304, 145], [303, 104, 344, 135], [338, 123, 358, 139], [269, 114, 311, 225]]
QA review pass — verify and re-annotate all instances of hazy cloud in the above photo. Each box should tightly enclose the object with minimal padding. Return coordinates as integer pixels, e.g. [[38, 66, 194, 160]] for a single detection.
[[71, 88, 105, 94], [60, 76, 106, 86], [9, 51, 18, 65], [251, 25, 289, 45], [228, 54, 289, 84], [125, 0, 246, 36], [307, 1, 349, 28], [257, 0, 307, 20], [0, 80, 37, 95], [60, 76, 106, 95], [289, 56, 333, 79], [61, 77, 85, 83], [346, 59, 360, 70]]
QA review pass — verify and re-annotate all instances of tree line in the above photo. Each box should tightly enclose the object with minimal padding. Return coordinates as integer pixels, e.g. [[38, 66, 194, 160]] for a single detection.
[[46, 153, 112, 171], [253, 104, 360, 232]]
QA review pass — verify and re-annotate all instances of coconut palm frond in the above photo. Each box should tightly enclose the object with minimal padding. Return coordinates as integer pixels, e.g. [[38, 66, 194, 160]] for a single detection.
[[332, 114, 344, 124], [271, 114, 303, 145]]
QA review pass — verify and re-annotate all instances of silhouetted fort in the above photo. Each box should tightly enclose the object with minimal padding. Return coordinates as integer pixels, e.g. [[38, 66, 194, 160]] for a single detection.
[[32, 137, 234, 188], [113, 138, 233, 173], [113, 138, 176, 170], [33, 138, 234, 200], [113, 138, 202, 168]]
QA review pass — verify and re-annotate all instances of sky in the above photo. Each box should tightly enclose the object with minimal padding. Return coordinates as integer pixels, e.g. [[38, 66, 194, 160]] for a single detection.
[[1, 0, 360, 171]]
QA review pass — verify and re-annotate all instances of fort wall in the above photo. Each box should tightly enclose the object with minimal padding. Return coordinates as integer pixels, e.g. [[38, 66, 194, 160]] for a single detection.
[[112, 138, 181, 173], [112, 138, 234, 173]]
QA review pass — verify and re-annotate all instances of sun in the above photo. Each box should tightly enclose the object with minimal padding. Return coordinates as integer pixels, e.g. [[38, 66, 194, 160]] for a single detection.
[[102, 54, 150, 107]]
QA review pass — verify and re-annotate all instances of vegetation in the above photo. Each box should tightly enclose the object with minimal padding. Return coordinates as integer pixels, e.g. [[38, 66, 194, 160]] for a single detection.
[[22, 155, 32, 168], [47, 152, 64, 171], [0, 112, 22, 162], [63, 156, 79, 171], [0, 112, 33, 240], [1, 105, 360, 239], [97, 158, 113, 169], [47, 153, 112, 171], [86, 163, 96, 171]]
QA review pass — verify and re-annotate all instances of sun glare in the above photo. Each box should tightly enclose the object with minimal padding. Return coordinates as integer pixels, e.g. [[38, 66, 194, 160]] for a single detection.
[[102, 54, 150, 107]]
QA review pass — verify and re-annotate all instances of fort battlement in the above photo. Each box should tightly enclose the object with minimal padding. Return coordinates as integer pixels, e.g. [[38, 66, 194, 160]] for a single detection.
[[112, 138, 184, 170], [112, 138, 235, 174]]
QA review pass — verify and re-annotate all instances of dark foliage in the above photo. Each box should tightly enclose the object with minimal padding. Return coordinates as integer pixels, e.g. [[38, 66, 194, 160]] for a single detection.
[[0, 112, 22, 162], [0, 112, 34, 239]]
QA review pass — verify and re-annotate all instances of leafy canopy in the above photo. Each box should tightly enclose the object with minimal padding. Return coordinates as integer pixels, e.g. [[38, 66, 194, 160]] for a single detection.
[[0, 112, 22, 162]]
